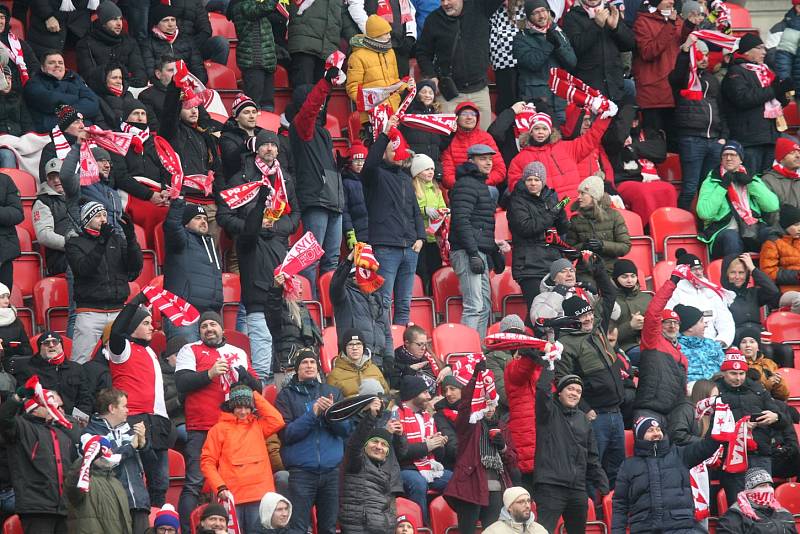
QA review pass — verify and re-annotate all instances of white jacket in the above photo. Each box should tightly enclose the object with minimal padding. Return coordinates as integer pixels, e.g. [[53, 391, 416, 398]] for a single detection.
[[482, 508, 548, 534], [666, 279, 736, 348]]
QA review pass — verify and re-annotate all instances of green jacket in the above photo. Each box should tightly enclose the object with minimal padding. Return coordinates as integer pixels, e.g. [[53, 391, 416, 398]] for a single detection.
[[66, 459, 132, 534], [230, 0, 279, 72], [566, 203, 631, 274], [288, 0, 345, 59], [416, 182, 447, 243], [696, 169, 780, 247], [614, 284, 652, 352]]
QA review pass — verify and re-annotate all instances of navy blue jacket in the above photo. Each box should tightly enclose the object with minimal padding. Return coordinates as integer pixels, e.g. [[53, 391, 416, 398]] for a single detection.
[[342, 169, 369, 242], [23, 70, 100, 133], [275, 378, 351, 471]]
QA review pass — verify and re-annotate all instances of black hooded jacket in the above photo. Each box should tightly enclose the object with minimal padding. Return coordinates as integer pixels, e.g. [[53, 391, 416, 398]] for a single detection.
[[0, 5, 40, 90], [448, 161, 496, 255], [76, 19, 147, 87], [720, 254, 781, 331]]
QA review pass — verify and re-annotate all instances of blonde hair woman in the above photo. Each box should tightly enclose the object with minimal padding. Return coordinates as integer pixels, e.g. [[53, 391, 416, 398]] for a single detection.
[[411, 153, 447, 294]]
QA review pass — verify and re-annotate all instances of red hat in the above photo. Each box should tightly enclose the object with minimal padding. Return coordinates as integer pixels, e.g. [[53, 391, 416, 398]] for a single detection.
[[794, 0, 800, 6], [662, 309, 679, 322], [455, 101, 480, 116], [349, 143, 368, 160], [721, 348, 749, 372], [531, 112, 553, 133], [396, 514, 418, 531], [775, 137, 800, 163]]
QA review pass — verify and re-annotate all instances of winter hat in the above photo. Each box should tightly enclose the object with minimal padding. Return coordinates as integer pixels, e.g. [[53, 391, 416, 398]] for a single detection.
[[255, 129, 280, 149], [680, 0, 702, 18], [228, 384, 255, 409], [410, 153, 435, 178], [199, 311, 223, 328], [164, 336, 188, 359], [562, 296, 592, 318], [37, 331, 62, 349], [744, 468, 773, 490], [349, 143, 368, 160], [128, 306, 151, 338], [182, 203, 207, 226], [502, 487, 531, 511], [80, 201, 106, 228], [260, 492, 293, 529], [366, 14, 392, 38], [524, 0, 551, 17], [153, 504, 180, 531], [721, 140, 745, 161], [292, 347, 320, 369], [499, 314, 526, 334], [662, 309, 680, 322], [556, 374, 583, 393], [358, 378, 385, 396], [455, 101, 480, 117], [91, 147, 111, 162], [467, 144, 496, 157], [44, 158, 62, 176], [441, 375, 463, 390], [0, 283, 8, 298], [776, 137, 800, 163], [612, 259, 638, 280], [364, 427, 393, 448], [400, 375, 428, 401], [201, 503, 229, 521], [673, 304, 703, 332], [780, 203, 800, 230], [578, 175, 605, 202], [721, 348, 749, 371], [695, 40, 709, 55], [149, 4, 177, 27], [634, 416, 660, 440], [55, 104, 82, 131], [96, 1, 123, 25], [123, 99, 147, 122], [549, 258, 574, 279], [231, 93, 257, 118], [737, 33, 764, 55], [675, 248, 703, 268], [339, 328, 366, 353], [530, 112, 553, 133], [522, 161, 547, 186], [396, 515, 418, 531], [417, 79, 437, 95], [734, 326, 762, 350]]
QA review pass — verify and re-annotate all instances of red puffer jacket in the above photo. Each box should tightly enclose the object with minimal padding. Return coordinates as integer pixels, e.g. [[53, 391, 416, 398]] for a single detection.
[[632, 11, 685, 109], [504, 355, 542, 474], [441, 102, 506, 189], [507, 117, 610, 204]]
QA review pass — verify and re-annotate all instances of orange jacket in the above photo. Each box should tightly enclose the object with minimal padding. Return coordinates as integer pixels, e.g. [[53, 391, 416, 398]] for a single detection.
[[760, 235, 800, 293], [200, 392, 286, 504]]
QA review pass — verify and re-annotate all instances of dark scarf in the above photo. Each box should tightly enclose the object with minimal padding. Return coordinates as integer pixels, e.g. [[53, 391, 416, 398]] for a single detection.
[[362, 36, 393, 53], [479, 420, 504, 472]]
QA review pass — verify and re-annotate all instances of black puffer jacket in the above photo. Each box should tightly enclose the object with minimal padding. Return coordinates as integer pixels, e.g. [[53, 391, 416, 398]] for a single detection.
[[611, 436, 721, 534], [0, 314, 33, 372], [449, 161, 496, 255], [148, 0, 214, 48], [721, 254, 781, 331], [163, 198, 223, 314], [123, 130, 170, 187], [141, 32, 207, 84], [722, 58, 788, 148], [0, 172, 23, 265], [219, 119, 261, 182], [15, 354, 93, 415], [666, 400, 703, 447], [264, 286, 322, 372], [507, 179, 569, 281], [718, 502, 798, 534], [633, 343, 688, 418], [0, 89, 34, 137], [669, 50, 728, 140], [399, 99, 444, 176], [76, 21, 148, 87]]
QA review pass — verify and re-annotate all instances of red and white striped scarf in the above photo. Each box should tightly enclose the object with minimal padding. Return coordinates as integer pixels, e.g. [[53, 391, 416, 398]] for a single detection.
[[23, 375, 72, 429], [400, 114, 457, 136], [728, 182, 757, 225], [736, 487, 785, 520], [740, 62, 784, 120], [218, 352, 241, 397], [51, 125, 71, 159], [352, 241, 384, 294], [449, 353, 498, 423], [120, 122, 150, 155], [483, 332, 564, 370], [398, 404, 443, 481], [107, 84, 123, 97], [673, 263, 733, 302], [690, 446, 724, 520], [376, 0, 414, 24], [141, 285, 200, 327], [771, 160, 800, 179], [151, 26, 179, 43], [681, 30, 739, 100], [153, 135, 214, 198], [220, 490, 242, 534], [79, 126, 134, 186], [438, 214, 451, 266], [548, 67, 617, 118], [426, 209, 449, 235], [76, 435, 121, 493], [219, 159, 291, 220], [0, 33, 29, 85]]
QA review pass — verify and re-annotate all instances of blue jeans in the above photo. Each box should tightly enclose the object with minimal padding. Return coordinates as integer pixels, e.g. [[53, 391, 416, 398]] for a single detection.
[[590, 411, 625, 491], [174, 423, 187, 448], [374, 245, 419, 325], [401, 469, 453, 525], [163, 317, 200, 344], [66, 266, 76, 337], [122, 2, 149, 42], [711, 225, 772, 259], [0, 148, 16, 168], [178, 430, 208, 534], [236, 502, 268, 533], [450, 249, 491, 338], [286, 468, 340, 534], [202, 36, 230, 65], [246, 311, 273, 383], [236, 302, 247, 332], [743, 144, 774, 176], [300, 208, 342, 299], [141, 447, 169, 507], [0, 487, 14, 519], [677, 136, 723, 210]]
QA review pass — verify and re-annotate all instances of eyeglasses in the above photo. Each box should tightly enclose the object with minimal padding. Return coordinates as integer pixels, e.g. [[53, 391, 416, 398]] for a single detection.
[[409, 341, 428, 348], [156, 528, 178, 534], [42, 339, 60, 347], [346, 341, 363, 348], [721, 153, 739, 159], [459, 111, 478, 117]]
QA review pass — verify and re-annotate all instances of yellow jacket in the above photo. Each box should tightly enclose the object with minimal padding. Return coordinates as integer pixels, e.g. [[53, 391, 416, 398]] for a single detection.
[[326, 354, 389, 397], [346, 36, 401, 123]]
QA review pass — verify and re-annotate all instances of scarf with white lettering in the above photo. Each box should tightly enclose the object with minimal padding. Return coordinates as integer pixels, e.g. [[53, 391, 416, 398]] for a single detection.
[[740, 62, 783, 120], [79, 126, 134, 186], [736, 487, 785, 520]]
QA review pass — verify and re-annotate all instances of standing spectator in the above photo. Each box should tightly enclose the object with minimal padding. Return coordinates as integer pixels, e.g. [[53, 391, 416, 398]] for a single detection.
[[760, 203, 800, 311], [149, 0, 229, 66], [415, 0, 504, 130], [718, 468, 799, 533], [0, 283, 33, 375], [0, 170, 21, 290], [0, 5, 40, 90], [485, 314, 526, 419], [507, 161, 569, 311], [219, 94, 263, 183], [670, 36, 728, 210], [23, 50, 101, 133], [76, 1, 148, 88], [274, 350, 351, 534], [483, 487, 548, 534], [175, 311, 261, 533], [229, 0, 279, 112], [675, 304, 725, 382], [449, 145, 501, 338], [562, 0, 634, 103], [400, 80, 445, 176], [696, 141, 780, 259], [737, 328, 790, 402], [534, 364, 608, 533], [286, 0, 345, 86], [65, 202, 143, 364], [761, 138, 800, 209], [201, 385, 286, 533], [137, 55, 177, 129], [0, 387, 78, 534], [411, 153, 446, 294], [26, 0, 91, 57], [347, 0, 418, 78], [722, 34, 792, 175], [612, 260, 652, 365], [32, 158, 70, 276], [61, 144, 125, 229], [440, 102, 506, 191], [288, 73, 345, 296], [513, 0, 576, 124], [327, 329, 390, 397], [721, 253, 782, 345], [141, 5, 207, 83], [566, 175, 631, 275], [489, 0, 525, 114], [362, 115, 426, 327], [342, 142, 369, 249], [259, 492, 293, 532]]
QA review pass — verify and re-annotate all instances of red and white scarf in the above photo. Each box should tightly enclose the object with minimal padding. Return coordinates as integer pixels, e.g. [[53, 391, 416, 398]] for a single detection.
[[23, 375, 72, 429], [120, 122, 150, 155], [352, 241, 384, 294], [398, 405, 444, 481], [741, 62, 784, 120], [325, 51, 347, 85], [709, 0, 732, 33], [690, 446, 724, 520], [483, 332, 564, 370], [673, 263, 734, 303], [449, 353, 498, 423], [51, 125, 72, 160], [151, 26, 179, 43], [46, 351, 66, 366], [274, 231, 324, 300], [548, 67, 618, 119], [681, 30, 739, 100], [728, 182, 757, 225], [513, 104, 538, 138], [220, 159, 291, 217], [153, 135, 214, 198], [0, 33, 29, 85], [107, 84, 123, 97], [736, 487, 785, 521], [370, 102, 412, 160], [357, 80, 406, 112], [771, 161, 800, 179], [376, 0, 414, 24], [76, 435, 121, 493], [79, 126, 134, 186], [426, 209, 449, 235], [438, 213, 451, 266], [218, 352, 242, 397], [174, 59, 213, 110], [141, 285, 200, 327], [220, 490, 242, 534], [400, 114, 457, 136]]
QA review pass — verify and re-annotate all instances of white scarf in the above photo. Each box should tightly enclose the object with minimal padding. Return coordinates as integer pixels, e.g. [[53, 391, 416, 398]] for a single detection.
[[60, 0, 100, 12]]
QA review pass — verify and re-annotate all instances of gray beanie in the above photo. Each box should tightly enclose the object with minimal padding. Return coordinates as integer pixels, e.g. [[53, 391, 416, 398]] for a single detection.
[[97, 1, 123, 25], [91, 146, 111, 162], [744, 468, 773, 490], [549, 258, 574, 279], [522, 161, 547, 186], [358, 378, 385, 396], [680, 0, 702, 18], [499, 314, 525, 333]]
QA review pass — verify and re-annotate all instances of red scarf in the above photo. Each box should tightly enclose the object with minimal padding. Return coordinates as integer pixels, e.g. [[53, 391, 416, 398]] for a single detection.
[[673, 263, 733, 302], [47, 352, 66, 366], [398, 405, 442, 481], [254, 158, 291, 219], [637, 130, 660, 181], [771, 161, 800, 179], [107, 84, 123, 97], [483, 332, 564, 370], [548, 67, 617, 118], [274, 232, 324, 300], [151, 26, 179, 43], [23, 375, 72, 429], [727, 183, 757, 225], [736, 487, 785, 520], [449, 353, 498, 423], [352, 242, 384, 294], [79, 126, 134, 186], [0, 33, 29, 85], [681, 30, 739, 100], [400, 114, 457, 136], [142, 285, 200, 327], [120, 122, 150, 155], [153, 135, 184, 198], [376, 0, 413, 24], [438, 214, 451, 266], [173, 59, 212, 109], [740, 62, 783, 119]]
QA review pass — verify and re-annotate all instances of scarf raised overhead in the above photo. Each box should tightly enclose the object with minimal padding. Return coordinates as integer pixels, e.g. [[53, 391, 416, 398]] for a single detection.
[[681, 30, 739, 100], [449, 353, 498, 423], [274, 231, 325, 300], [142, 285, 200, 327], [548, 68, 618, 119], [79, 126, 134, 186]]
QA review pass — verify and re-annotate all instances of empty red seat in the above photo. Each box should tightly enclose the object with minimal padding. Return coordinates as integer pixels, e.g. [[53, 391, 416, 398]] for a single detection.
[[13, 227, 43, 298], [10, 286, 33, 337], [495, 210, 511, 242], [222, 272, 241, 330], [256, 111, 281, 132], [490, 267, 526, 319], [2, 168, 36, 197], [321, 325, 338, 374], [209, 12, 237, 39], [317, 270, 335, 323], [33, 277, 69, 333], [431, 267, 462, 323], [432, 323, 482, 362], [204, 61, 238, 90], [775, 482, 800, 515], [133, 224, 158, 289]]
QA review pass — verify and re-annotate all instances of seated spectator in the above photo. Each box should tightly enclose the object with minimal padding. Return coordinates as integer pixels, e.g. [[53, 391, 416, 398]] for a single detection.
[[26, 0, 91, 57], [400, 81, 445, 177], [737, 327, 790, 402], [612, 260, 652, 366], [507, 161, 570, 311], [342, 142, 369, 250], [512, 0, 576, 125], [394, 324, 442, 390], [196, 503, 229, 534], [151, 504, 181, 534], [396, 515, 419, 534], [346, 15, 402, 124], [88, 62, 143, 129], [485, 314, 526, 420], [39, 103, 87, 180], [483, 487, 547, 534], [0, 282, 32, 373], [760, 137, 800, 209], [228, 0, 279, 112], [612, 417, 720, 534], [0, 64, 33, 167], [666, 249, 736, 348], [723, 253, 781, 333], [24, 50, 101, 133], [0, 174, 20, 292], [0, 5, 39, 90], [76, 1, 147, 88], [666, 378, 718, 446], [675, 304, 725, 382], [142, 6, 207, 84], [138, 55, 177, 131], [697, 141, 780, 258], [219, 94, 264, 183], [432, 375, 461, 470], [32, 158, 69, 276], [566, 175, 631, 275], [397, 375, 452, 525], [327, 329, 390, 397], [15, 331, 90, 415], [489, 0, 525, 114], [441, 103, 506, 191], [161, 336, 187, 447], [717, 468, 798, 533], [411, 153, 446, 293], [259, 492, 292, 532], [200, 385, 285, 534], [761, 203, 800, 312]]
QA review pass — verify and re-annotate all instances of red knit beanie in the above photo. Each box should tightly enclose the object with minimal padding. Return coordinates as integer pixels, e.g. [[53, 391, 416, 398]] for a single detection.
[[775, 137, 800, 163]]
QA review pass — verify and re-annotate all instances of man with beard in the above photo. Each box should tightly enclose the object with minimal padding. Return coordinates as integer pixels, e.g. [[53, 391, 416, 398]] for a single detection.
[[483, 487, 547, 534]]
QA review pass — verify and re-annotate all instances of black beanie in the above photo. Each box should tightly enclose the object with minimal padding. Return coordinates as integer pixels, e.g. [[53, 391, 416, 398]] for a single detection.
[[338, 328, 365, 353], [524, 0, 551, 17], [201, 503, 228, 521], [400, 375, 428, 401], [737, 33, 764, 55], [130, 306, 152, 337], [673, 304, 703, 333], [612, 259, 637, 280], [733, 326, 762, 349], [780, 203, 800, 230], [55, 104, 81, 132], [149, 4, 177, 28], [675, 248, 702, 268], [556, 374, 583, 393], [163, 336, 188, 359], [182, 203, 207, 226], [122, 98, 147, 122], [562, 296, 593, 318], [199, 310, 223, 328], [364, 427, 394, 447]]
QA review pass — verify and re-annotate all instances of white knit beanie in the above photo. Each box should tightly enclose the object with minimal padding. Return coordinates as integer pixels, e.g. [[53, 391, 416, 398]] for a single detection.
[[503, 486, 530, 510], [410, 153, 435, 178]]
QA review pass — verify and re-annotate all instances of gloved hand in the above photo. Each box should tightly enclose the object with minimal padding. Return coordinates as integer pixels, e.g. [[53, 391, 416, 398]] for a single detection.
[[469, 255, 485, 274], [99, 222, 114, 241], [425, 207, 442, 220], [245, 136, 258, 153], [583, 239, 603, 252], [399, 35, 416, 55], [537, 316, 581, 330], [474, 359, 487, 373], [720, 171, 735, 188], [545, 28, 560, 47], [491, 250, 505, 274], [119, 213, 136, 241], [131, 292, 148, 306], [346, 229, 357, 250], [15, 386, 34, 400], [325, 67, 341, 84], [491, 431, 506, 450]]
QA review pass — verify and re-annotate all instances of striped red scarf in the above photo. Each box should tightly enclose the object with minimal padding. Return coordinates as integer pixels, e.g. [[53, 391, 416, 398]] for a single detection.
[[771, 161, 800, 179], [398, 405, 443, 481], [151, 26, 179, 43], [0, 33, 29, 84]]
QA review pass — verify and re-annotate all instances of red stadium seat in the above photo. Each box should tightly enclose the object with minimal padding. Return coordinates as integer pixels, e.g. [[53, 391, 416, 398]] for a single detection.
[[262, 383, 278, 404], [495, 210, 511, 242], [326, 114, 342, 138], [652, 261, 677, 291], [318, 270, 335, 323], [429, 496, 458, 534], [625, 429, 634, 457], [224, 329, 251, 362], [209, 12, 237, 39], [490, 268, 526, 319], [655, 153, 682, 184], [409, 297, 436, 333], [776, 368, 800, 404], [396, 497, 432, 533], [648, 207, 707, 263], [717, 489, 728, 516], [134, 224, 158, 289], [275, 65, 289, 88], [775, 482, 800, 515], [166, 448, 185, 506], [432, 267, 463, 323], [2, 168, 36, 196], [2, 515, 22, 534], [33, 277, 69, 333], [326, 90, 354, 132], [766, 312, 800, 368], [602, 491, 614, 532], [728, 3, 754, 31], [222, 272, 241, 330], [10, 286, 33, 337], [154, 222, 166, 267], [292, 275, 324, 328], [13, 228, 43, 298], [9, 17, 23, 40], [256, 111, 281, 132], [321, 325, 338, 374], [204, 61, 238, 90], [150, 329, 166, 356], [348, 111, 362, 144], [432, 323, 482, 361], [190, 504, 208, 534]]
